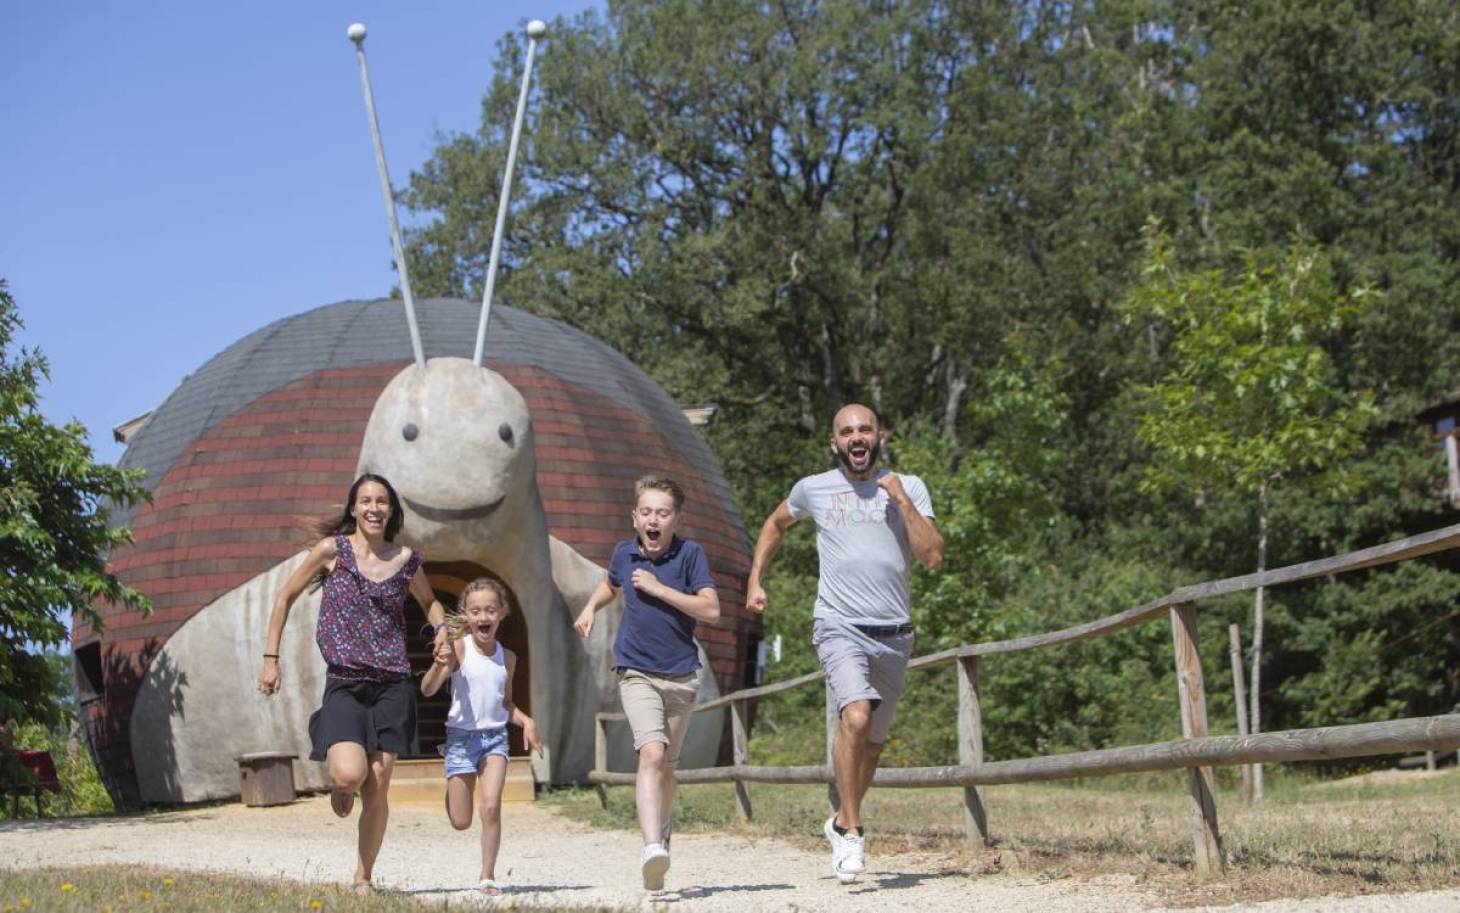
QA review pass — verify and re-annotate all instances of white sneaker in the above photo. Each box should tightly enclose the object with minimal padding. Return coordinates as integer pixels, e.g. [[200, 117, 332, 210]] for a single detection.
[[823, 816, 865, 883], [641, 842, 670, 891]]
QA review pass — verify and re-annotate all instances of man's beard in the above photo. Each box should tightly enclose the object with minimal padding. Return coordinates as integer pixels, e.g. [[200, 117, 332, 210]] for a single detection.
[[834, 440, 881, 474]]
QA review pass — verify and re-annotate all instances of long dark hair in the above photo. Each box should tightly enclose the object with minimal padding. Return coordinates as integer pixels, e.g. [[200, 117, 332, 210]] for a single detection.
[[315, 473, 404, 542]]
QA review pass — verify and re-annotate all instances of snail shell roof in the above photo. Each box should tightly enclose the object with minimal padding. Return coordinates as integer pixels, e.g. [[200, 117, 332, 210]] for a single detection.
[[115, 298, 736, 530]]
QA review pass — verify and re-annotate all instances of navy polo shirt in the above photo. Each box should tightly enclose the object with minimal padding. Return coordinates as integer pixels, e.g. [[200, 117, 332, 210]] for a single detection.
[[609, 535, 715, 675]]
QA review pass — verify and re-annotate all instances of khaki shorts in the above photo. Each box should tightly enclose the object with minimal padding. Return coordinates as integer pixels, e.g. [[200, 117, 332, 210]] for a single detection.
[[618, 668, 700, 766]]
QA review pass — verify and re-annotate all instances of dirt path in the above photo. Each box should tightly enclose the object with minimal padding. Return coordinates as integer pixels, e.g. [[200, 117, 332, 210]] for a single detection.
[[2, 797, 1457, 912]]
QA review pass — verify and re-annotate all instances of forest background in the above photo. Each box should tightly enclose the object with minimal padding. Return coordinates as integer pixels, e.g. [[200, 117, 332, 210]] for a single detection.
[[6, 0, 1459, 789], [399, 0, 1460, 768]]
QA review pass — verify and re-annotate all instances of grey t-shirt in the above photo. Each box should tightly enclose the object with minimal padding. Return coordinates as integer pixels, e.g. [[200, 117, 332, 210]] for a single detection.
[[787, 468, 935, 625]]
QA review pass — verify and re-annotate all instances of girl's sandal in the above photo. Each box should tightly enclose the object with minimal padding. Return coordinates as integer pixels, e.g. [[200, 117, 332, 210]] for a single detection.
[[352, 881, 372, 896], [476, 879, 504, 896]]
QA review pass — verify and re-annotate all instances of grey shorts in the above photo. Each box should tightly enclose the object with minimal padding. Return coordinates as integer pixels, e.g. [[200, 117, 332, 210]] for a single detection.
[[617, 668, 700, 766], [813, 617, 914, 745]]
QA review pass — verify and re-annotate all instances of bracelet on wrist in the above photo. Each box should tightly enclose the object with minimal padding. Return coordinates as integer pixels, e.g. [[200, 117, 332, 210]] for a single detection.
[[262, 653, 280, 660]]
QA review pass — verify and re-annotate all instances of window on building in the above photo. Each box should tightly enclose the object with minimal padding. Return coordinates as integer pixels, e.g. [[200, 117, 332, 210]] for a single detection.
[[74, 642, 104, 701]]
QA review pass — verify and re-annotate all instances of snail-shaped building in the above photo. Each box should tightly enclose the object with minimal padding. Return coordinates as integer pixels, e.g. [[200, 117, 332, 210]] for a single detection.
[[75, 298, 757, 805]]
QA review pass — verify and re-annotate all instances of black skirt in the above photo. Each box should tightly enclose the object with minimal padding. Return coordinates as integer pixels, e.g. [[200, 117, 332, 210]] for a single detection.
[[308, 675, 419, 761]]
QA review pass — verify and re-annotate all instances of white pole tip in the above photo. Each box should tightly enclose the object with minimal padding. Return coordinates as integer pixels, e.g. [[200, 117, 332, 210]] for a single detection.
[[526, 19, 547, 39], [347, 23, 367, 43]]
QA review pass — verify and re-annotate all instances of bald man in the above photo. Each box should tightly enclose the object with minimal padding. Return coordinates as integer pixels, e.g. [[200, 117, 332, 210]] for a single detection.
[[746, 403, 945, 883]]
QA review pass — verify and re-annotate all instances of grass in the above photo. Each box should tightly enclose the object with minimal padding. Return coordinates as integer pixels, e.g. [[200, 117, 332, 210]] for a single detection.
[[0, 867, 626, 913], [541, 766, 1460, 907]]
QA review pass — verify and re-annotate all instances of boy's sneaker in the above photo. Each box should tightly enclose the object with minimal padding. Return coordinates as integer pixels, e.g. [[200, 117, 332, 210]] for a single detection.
[[641, 842, 670, 891], [823, 816, 865, 883]]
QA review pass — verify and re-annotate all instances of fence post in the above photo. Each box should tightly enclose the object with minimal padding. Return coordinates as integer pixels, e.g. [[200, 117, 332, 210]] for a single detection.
[[1171, 603, 1224, 876], [956, 654, 991, 847], [731, 698, 753, 821], [594, 714, 609, 810], [825, 682, 841, 813], [1228, 624, 1253, 804]]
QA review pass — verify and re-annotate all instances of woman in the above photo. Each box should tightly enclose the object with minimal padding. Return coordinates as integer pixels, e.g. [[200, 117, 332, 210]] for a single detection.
[[257, 473, 446, 894]]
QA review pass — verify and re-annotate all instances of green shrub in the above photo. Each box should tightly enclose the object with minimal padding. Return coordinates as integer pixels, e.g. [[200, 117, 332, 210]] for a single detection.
[[4, 720, 113, 818]]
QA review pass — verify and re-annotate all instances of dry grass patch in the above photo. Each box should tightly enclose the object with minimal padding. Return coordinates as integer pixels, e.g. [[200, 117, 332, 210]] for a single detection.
[[0, 865, 621, 913], [544, 767, 1460, 906]]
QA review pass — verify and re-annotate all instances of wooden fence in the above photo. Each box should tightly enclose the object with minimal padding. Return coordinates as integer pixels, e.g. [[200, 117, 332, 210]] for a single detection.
[[589, 522, 1460, 876]]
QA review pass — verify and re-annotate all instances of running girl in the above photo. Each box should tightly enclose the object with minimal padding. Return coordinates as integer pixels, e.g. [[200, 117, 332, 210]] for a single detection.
[[421, 578, 543, 896]]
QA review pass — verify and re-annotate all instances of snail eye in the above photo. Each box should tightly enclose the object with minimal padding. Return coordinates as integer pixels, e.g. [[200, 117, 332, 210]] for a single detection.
[[402, 423, 418, 442], [498, 423, 514, 445]]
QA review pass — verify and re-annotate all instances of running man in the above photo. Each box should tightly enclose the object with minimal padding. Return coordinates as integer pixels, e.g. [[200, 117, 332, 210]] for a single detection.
[[745, 403, 945, 883]]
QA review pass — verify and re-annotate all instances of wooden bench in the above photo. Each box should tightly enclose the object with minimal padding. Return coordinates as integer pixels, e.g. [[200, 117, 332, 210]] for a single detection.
[[236, 752, 298, 807]]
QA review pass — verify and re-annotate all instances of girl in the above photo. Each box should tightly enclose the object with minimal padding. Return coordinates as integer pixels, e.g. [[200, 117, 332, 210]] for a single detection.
[[257, 473, 447, 895], [422, 578, 542, 896]]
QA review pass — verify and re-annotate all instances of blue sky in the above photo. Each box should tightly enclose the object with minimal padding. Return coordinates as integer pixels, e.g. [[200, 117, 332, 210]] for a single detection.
[[2, 0, 601, 465]]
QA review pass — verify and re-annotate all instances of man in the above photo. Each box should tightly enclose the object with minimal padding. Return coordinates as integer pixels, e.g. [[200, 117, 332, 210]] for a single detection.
[[746, 404, 945, 883]]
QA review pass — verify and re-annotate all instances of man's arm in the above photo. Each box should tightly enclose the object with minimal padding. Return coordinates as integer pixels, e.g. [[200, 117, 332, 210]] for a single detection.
[[877, 474, 945, 571], [745, 499, 798, 614]]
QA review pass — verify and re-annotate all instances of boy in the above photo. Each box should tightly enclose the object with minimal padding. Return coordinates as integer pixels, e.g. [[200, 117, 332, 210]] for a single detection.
[[574, 475, 720, 890]]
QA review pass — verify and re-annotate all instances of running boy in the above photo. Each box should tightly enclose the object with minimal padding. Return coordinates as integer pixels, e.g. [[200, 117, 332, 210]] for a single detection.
[[573, 475, 720, 891], [422, 578, 542, 896]]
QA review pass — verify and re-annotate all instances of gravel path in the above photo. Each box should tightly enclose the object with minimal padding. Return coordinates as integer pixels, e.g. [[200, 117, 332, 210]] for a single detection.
[[2, 796, 1457, 912]]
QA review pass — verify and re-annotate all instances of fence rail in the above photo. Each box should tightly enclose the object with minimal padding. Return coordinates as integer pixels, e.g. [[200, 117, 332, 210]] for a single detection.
[[590, 522, 1460, 877]]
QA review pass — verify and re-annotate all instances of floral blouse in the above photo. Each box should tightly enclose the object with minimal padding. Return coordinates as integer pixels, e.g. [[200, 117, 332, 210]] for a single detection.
[[315, 533, 422, 681]]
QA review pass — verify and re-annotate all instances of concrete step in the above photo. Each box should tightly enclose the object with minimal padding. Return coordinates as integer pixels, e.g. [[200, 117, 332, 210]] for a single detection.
[[388, 756, 536, 805]]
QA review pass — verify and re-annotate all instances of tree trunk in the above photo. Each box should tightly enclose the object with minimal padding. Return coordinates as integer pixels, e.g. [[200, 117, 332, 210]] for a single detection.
[[942, 359, 969, 442], [1228, 624, 1253, 803], [1250, 480, 1268, 801]]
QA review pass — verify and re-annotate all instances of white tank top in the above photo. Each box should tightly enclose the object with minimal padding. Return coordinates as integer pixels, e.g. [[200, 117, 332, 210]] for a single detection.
[[445, 638, 509, 731]]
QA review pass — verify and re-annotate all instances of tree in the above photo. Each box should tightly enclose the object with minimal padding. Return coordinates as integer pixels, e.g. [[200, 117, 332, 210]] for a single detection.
[[402, 0, 1174, 521], [0, 279, 151, 727], [1120, 228, 1377, 798], [401, 1, 1460, 767], [898, 351, 1072, 648]]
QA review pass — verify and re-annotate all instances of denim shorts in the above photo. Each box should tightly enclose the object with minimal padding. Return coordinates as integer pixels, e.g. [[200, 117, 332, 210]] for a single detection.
[[443, 725, 509, 777]]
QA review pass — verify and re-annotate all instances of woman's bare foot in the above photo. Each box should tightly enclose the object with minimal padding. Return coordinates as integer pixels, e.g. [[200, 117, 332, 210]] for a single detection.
[[352, 880, 372, 896]]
